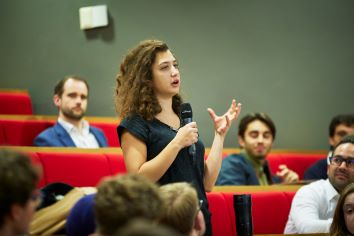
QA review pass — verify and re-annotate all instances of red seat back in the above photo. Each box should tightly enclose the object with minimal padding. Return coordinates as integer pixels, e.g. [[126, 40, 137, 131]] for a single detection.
[[26, 151, 46, 188], [0, 119, 54, 146], [267, 153, 325, 179], [0, 91, 33, 114], [105, 153, 127, 174], [207, 192, 236, 236], [251, 191, 291, 234], [91, 122, 120, 147], [38, 152, 111, 187], [0, 116, 120, 147]]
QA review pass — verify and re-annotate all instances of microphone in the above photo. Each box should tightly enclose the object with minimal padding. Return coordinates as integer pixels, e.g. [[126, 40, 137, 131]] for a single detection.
[[180, 103, 196, 165], [234, 194, 253, 236]]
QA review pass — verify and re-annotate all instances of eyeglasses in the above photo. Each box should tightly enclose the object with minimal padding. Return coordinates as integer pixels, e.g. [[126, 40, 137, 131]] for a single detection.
[[329, 156, 354, 169]]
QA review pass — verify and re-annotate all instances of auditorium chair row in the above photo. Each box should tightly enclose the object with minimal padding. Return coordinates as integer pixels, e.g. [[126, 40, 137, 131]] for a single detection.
[[221, 149, 326, 180], [8, 147, 300, 236], [5, 145, 326, 183], [20, 147, 125, 188], [0, 89, 33, 115], [0, 115, 120, 147], [208, 190, 297, 235]]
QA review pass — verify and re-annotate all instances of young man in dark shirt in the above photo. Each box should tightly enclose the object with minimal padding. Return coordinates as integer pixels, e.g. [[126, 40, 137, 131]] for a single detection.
[[304, 114, 354, 180]]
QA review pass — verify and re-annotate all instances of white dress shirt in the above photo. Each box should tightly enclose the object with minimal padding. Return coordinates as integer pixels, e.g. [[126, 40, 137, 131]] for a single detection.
[[58, 118, 99, 148], [284, 179, 339, 234]]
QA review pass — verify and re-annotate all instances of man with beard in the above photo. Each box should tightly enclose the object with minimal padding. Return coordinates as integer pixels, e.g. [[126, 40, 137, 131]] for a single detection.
[[284, 134, 354, 234], [304, 114, 354, 180], [216, 112, 299, 185], [34, 76, 107, 147]]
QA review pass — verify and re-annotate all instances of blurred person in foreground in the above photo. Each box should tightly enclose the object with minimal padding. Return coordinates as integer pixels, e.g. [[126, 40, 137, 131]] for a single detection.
[[94, 174, 163, 235], [0, 149, 40, 236], [159, 182, 206, 236]]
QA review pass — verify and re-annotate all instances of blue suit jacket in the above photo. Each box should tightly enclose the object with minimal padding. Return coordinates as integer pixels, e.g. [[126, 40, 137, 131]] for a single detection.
[[216, 153, 281, 185], [33, 122, 108, 147], [303, 158, 328, 180]]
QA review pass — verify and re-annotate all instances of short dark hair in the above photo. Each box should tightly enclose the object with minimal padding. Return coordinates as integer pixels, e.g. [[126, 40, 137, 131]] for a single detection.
[[329, 114, 354, 137], [0, 149, 40, 227], [332, 134, 354, 154], [54, 75, 89, 97], [238, 113, 276, 139]]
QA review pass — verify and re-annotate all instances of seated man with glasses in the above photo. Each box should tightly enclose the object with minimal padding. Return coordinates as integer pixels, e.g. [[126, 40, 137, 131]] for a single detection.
[[284, 134, 354, 234]]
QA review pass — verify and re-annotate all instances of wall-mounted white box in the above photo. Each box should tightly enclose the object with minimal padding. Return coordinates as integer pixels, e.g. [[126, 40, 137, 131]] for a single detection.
[[79, 5, 108, 30]]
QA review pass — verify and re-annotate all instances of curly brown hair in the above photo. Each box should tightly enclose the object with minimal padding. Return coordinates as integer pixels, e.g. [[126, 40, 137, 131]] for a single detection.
[[114, 39, 182, 120]]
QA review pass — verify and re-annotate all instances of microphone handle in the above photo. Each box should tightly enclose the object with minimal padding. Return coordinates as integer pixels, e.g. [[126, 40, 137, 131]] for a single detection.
[[182, 118, 197, 165], [189, 144, 196, 165]]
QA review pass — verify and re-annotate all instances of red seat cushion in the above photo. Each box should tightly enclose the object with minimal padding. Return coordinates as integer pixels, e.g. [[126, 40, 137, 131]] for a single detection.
[[91, 122, 120, 147], [207, 192, 236, 236], [0, 92, 33, 115], [0, 124, 5, 145], [38, 152, 111, 187], [251, 192, 291, 234], [0, 119, 54, 146], [267, 153, 325, 179], [105, 153, 127, 174], [26, 151, 46, 188], [222, 192, 237, 236]]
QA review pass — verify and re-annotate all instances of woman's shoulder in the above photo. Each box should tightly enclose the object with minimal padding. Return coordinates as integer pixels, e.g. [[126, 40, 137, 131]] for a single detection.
[[119, 113, 155, 133], [121, 113, 146, 125]]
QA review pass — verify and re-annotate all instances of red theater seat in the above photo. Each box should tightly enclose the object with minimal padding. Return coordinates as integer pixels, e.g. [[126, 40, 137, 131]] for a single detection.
[[0, 124, 5, 145], [216, 189, 296, 235], [91, 122, 120, 147], [267, 152, 325, 179], [251, 191, 291, 234], [104, 153, 127, 174], [0, 118, 54, 146], [26, 151, 46, 188], [207, 192, 236, 236], [0, 115, 120, 147], [37, 152, 111, 187], [0, 90, 33, 115]]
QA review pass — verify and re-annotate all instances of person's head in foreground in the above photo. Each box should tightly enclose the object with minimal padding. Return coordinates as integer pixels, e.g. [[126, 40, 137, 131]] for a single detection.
[[159, 182, 206, 236], [94, 174, 163, 235], [0, 149, 40, 236]]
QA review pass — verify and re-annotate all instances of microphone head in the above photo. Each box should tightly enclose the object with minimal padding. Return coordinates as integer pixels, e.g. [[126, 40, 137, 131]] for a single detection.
[[180, 103, 193, 119]]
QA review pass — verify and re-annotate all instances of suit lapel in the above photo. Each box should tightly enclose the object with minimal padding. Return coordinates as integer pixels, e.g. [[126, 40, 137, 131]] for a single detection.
[[54, 123, 76, 147]]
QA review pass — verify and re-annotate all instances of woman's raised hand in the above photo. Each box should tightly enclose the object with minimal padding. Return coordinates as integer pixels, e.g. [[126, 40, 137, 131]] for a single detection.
[[207, 99, 242, 136]]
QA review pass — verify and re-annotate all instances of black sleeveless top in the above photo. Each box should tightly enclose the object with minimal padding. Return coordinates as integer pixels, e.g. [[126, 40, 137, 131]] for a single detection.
[[117, 114, 211, 225]]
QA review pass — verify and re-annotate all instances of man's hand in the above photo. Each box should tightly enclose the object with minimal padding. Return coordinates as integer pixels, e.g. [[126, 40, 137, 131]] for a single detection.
[[276, 164, 299, 183]]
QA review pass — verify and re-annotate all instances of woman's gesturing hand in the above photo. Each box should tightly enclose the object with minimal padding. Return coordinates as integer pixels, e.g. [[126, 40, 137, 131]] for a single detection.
[[207, 99, 242, 136]]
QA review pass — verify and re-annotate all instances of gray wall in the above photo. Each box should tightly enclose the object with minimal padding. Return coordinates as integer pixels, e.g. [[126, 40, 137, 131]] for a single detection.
[[1, 0, 353, 149]]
